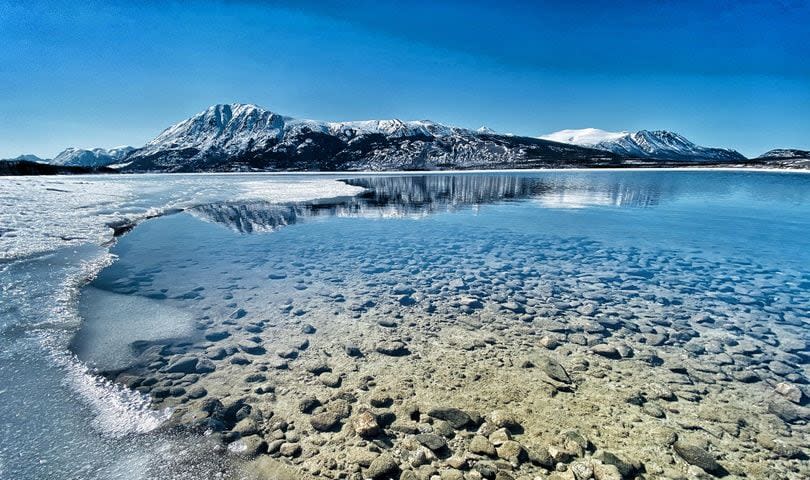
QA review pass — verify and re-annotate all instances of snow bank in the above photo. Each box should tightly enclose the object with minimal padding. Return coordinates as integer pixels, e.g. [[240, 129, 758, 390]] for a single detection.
[[0, 173, 365, 261]]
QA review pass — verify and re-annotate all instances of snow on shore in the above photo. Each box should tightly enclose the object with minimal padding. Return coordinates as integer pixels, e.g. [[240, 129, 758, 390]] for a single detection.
[[0, 173, 365, 262]]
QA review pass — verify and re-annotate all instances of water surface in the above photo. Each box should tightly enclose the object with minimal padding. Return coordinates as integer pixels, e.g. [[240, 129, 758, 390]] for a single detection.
[[3, 171, 809, 479]]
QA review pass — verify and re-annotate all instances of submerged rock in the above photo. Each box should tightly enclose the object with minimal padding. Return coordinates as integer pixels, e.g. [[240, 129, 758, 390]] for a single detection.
[[427, 407, 472, 429], [538, 356, 572, 384], [238, 340, 266, 355], [469, 435, 497, 456], [299, 396, 321, 414], [673, 441, 728, 477], [768, 399, 808, 423], [310, 412, 342, 432], [592, 450, 635, 477], [375, 341, 410, 356], [166, 356, 215, 374], [320, 372, 342, 388], [229, 435, 267, 458], [204, 331, 230, 342], [414, 433, 447, 451], [352, 411, 380, 438], [486, 410, 520, 431], [366, 453, 399, 479], [591, 344, 621, 359], [345, 342, 363, 357], [775, 382, 805, 405]]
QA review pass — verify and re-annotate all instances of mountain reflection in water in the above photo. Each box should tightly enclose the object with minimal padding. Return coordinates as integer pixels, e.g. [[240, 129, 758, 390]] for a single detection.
[[188, 174, 666, 233]]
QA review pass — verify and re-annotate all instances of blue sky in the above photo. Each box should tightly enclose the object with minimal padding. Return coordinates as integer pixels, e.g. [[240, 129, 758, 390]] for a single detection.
[[0, 0, 808, 158]]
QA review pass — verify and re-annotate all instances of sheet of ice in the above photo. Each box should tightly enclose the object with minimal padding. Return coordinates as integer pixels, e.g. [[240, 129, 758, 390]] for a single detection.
[[72, 287, 196, 371], [0, 173, 365, 261], [0, 245, 179, 479], [0, 173, 363, 479]]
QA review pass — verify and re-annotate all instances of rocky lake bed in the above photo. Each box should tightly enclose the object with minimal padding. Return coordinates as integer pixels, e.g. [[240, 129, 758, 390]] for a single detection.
[[69, 174, 810, 480]]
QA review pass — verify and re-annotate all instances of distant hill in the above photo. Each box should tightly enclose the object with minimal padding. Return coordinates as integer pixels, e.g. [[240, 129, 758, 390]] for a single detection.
[[51, 146, 135, 167], [4, 154, 48, 162], [749, 149, 810, 169], [0, 159, 110, 176]]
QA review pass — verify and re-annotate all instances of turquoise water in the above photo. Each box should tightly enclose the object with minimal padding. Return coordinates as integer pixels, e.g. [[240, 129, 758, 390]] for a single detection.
[[2, 171, 809, 479]]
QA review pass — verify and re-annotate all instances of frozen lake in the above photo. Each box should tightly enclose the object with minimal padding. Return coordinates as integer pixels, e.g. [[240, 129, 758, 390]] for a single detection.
[[1, 171, 809, 479]]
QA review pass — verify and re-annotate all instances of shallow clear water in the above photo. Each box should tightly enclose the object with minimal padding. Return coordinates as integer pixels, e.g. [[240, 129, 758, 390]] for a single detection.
[[0, 174, 361, 480], [2, 171, 809, 479]]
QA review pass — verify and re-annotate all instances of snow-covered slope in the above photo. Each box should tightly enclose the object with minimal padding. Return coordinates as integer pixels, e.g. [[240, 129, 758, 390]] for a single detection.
[[122, 103, 618, 172], [136, 104, 465, 159], [541, 128, 630, 147], [52, 146, 135, 167], [540, 128, 746, 162]]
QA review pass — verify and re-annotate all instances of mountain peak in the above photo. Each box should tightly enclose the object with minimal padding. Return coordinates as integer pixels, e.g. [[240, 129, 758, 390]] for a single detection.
[[146, 103, 288, 153], [540, 128, 745, 162]]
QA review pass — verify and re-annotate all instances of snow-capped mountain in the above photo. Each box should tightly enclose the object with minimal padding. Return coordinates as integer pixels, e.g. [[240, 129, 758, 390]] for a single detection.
[[8, 105, 808, 174], [121, 103, 619, 172], [136, 103, 469, 161], [52, 146, 135, 167], [28, 104, 766, 174], [540, 128, 746, 162]]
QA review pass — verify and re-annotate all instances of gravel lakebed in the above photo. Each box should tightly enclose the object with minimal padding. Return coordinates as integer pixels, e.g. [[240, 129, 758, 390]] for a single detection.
[[79, 207, 810, 480]]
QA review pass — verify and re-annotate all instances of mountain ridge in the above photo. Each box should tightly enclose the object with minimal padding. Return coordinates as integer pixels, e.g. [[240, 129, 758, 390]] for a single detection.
[[4, 103, 806, 172], [119, 103, 623, 172], [751, 149, 810, 169], [757, 149, 810, 159], [540, 128, 746, 162], [51, 146, 135, 167]]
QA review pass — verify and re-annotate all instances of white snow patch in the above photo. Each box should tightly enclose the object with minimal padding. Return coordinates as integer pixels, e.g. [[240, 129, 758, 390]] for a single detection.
[[540, 128, 630, 146]]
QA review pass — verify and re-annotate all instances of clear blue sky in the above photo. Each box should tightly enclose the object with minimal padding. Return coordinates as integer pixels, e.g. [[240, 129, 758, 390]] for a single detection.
[[1, 0, 808, 158]]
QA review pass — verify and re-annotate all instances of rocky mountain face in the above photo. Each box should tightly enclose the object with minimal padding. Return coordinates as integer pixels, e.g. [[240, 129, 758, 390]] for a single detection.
[[118, 104, 621, 172], [52, 146, 135, 167], [540, 128, 747, 162]]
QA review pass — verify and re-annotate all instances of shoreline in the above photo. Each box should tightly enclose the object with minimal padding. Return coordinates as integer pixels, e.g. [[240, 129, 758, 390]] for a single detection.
[[3, 165, 810, 179]]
